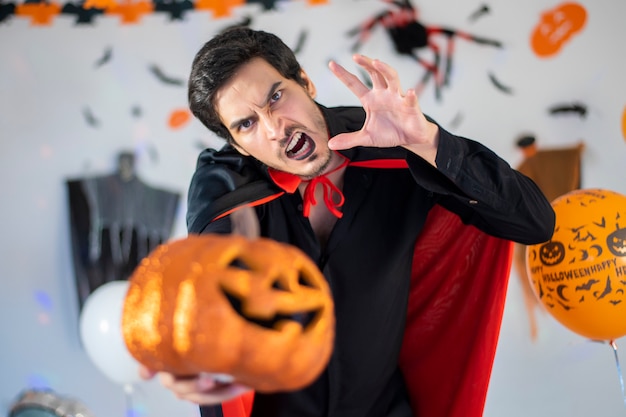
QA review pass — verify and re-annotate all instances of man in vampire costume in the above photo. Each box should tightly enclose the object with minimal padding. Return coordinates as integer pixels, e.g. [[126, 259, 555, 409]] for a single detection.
[[140, 27, 555, 417]]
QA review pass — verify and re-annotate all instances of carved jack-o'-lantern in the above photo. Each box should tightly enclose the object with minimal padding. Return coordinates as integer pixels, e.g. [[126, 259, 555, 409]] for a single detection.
[[122, 234, 335, 392], [607, 228, 626, 257], [526, 189, 626, 340], [538, 240, 565, 266]]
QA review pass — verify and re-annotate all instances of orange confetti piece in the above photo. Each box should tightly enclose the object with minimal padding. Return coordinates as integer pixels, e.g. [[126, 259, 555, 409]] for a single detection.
[[168, 109, 191, 130]]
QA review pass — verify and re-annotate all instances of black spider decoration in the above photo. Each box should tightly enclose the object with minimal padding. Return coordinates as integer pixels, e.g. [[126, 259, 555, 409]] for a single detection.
[[348, 0, 502, 101]]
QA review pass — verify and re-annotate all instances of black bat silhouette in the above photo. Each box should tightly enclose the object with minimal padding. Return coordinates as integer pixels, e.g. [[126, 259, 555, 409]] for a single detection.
[[247, 0, 278, 10], [488, 72, 513, 94], [94, 46, 112, 68], [548, 102, 588, 118], [593, 277, 612, 300], [593, 217, 606, 228], [0, 2, 16, 23], [575, 279, 599, 291], [82, 106, 100, 128], [292, 29, 308, 55], [61, 2, 103, 24], [468, 4, 490, 22], [148, 64, 184, 86], [153, 0, 193, 20]]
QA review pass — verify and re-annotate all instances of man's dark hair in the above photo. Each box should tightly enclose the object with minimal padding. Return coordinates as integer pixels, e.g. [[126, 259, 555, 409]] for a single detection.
[[188, 27, 306, 143]]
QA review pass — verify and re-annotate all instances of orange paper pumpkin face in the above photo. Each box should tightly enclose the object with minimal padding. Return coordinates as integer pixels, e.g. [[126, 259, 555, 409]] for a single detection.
[[122, 234, 335, 392], [526, 189, 626, 341], [530, 2, 587, 57]]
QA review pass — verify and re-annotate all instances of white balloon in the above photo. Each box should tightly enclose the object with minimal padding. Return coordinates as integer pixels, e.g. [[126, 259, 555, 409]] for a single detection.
[[79, 280, 141, 386]]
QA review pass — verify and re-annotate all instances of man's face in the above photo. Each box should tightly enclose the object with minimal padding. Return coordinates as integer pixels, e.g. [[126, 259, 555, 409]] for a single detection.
[[215, 57, 331, 179]]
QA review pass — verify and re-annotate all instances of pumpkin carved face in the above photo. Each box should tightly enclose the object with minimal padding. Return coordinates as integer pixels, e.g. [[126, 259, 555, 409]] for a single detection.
[[122, 234, 335, 392], [607, 228, 626, 257], [539, 240, 565, 265]]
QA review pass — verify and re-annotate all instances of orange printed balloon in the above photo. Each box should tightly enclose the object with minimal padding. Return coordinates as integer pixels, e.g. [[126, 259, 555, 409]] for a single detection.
[[122, 234, 335, 392], [621, 105, 626, 142], [531, 2, 587, 58], [526, 189, 626, 340]]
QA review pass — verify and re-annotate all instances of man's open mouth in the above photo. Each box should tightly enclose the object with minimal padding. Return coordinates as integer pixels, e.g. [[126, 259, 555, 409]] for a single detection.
[[286, 132, 315, 160]]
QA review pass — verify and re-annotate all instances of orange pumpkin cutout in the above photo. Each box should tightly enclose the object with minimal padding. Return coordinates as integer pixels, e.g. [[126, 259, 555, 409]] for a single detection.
[[530, 3, 587, 58], [526, 189, 626, 341], [122, 234, 335, 392]]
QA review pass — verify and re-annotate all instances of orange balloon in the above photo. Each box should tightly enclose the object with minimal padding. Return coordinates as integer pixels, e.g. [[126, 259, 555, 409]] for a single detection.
[[526, 189, 626, 340], [621, 105, 626, 142], [530, 2, 587, 58]]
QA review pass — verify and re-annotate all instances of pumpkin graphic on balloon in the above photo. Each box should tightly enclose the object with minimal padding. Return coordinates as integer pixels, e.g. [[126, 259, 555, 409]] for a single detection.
[[526, 189, 626, 341], [121, 234, 335, 392]]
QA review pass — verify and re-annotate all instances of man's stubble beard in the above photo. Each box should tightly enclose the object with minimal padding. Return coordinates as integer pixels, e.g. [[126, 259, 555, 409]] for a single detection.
[[301, 145, 335, 180]]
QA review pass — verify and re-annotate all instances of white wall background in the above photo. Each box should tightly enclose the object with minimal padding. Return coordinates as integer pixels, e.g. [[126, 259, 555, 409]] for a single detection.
[[1, 0, 626, 416]]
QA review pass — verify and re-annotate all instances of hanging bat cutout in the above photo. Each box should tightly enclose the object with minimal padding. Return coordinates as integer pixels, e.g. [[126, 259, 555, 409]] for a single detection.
[[195, 140, 210, 151], [448, 112, 463, 130], [153, 0, 193, 20], [82, 106, 100, 128], [0, 3, 16, 23], [148, 64, 184, 86], [61, 2, 103, 24], [488, 72, 513, 94], [468, 4, 490, 22], [247, 0, 278, 10], [348, 0, 502, 101], [548, 102, 588, 118], [292, 29, 308, 55], [94, 46, 112, 68]]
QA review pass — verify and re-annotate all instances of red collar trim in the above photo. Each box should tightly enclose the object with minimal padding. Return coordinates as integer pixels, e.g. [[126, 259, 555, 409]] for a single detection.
[[267, 155, 408, 218], [268, 169, 301, 193], [268, 153, 349, 218]]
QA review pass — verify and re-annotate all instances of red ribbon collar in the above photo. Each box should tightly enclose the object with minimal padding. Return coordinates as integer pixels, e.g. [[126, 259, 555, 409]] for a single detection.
[[268, 155, 349, 219]]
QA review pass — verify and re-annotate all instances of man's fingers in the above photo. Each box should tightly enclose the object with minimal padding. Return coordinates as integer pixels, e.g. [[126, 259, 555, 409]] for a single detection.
[[328, 131, 364, 151], [230, 206, 260, 239], [179, 385, 253, 405], [354, 55, 402, 93], [138, 365, 157, 380], [372, 59, 402, 93], [328, 60, 369, 97], [351, 55, 386, 90], [160, 372, 252, 405]]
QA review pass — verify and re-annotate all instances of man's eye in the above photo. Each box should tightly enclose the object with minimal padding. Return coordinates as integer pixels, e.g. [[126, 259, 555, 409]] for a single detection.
[[270, 90, 282, 103], [239, 120, 253, 130]]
